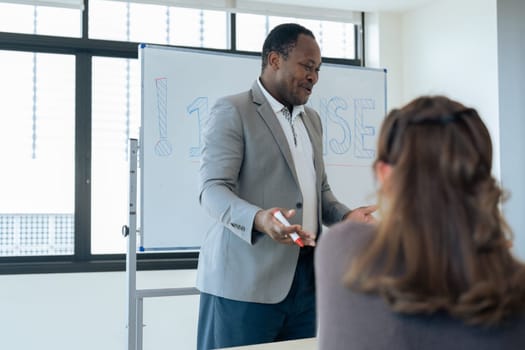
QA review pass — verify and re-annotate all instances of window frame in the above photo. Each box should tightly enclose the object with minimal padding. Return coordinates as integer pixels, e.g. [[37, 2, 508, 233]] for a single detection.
[[0, 4, 362, 275]]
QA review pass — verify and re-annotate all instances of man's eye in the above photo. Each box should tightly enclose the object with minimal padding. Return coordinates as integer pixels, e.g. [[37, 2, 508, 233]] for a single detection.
[[299, 63, 320, 74], [301, 64, 314, 72]]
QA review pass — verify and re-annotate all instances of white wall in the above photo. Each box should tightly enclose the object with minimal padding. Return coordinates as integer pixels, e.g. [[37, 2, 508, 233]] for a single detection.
[[368, 0, 500, 173], [497, 0, 525, 259], [366, 0, 525, 260], [402, 0, 500, 179], [0, 270, 198, 350], [365, 12, 404, 111]]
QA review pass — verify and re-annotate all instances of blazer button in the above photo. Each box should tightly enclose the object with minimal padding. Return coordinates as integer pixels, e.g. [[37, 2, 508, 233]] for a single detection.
[[296, 202, 302, 209]]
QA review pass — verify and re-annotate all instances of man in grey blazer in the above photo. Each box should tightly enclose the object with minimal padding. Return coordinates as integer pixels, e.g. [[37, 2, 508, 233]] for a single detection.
[[196, 23, 376, 350]]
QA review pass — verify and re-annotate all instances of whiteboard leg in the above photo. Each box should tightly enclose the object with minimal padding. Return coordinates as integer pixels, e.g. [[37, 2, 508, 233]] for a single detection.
[[137, 297, 144, 350], [126, 138, 139, 350]]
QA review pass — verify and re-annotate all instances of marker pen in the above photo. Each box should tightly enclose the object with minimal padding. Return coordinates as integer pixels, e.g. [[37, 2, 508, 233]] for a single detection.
[[272, 209, 305, 247]]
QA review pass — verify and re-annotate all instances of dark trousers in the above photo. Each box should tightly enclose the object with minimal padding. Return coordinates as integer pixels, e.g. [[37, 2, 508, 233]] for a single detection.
[[197, 251, 316, 350]]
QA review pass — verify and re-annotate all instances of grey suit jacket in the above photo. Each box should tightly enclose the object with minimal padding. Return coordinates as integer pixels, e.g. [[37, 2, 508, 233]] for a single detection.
[[196, 80, 350, 303]]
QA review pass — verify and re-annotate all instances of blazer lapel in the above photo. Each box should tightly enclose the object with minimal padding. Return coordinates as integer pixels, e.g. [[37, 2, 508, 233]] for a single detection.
[[250, 81, 299, 184]]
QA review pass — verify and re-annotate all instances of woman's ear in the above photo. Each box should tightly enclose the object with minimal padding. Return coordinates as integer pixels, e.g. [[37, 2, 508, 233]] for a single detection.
[[375, 160, 393, 186]]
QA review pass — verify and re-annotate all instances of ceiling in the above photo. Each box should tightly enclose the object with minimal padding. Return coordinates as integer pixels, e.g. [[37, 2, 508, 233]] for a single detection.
[[260, 0, 436, 13]]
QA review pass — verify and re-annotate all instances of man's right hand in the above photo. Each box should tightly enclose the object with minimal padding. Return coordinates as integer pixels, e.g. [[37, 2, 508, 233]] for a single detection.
[[254, 208, 316, 246]]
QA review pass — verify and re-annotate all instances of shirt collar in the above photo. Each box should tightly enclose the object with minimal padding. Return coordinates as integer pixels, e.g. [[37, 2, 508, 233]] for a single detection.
[[257, 78, 305, 118]]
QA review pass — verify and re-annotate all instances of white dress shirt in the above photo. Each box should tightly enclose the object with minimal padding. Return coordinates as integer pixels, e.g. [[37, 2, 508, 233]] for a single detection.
[[257, 78, 318, 235]]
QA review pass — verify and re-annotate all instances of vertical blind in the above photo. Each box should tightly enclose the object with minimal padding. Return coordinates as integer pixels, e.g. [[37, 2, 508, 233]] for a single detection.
[[113, 0, 361, 24]]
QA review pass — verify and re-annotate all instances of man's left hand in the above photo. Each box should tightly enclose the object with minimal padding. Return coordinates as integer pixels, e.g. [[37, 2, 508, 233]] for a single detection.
[[345, 205, 378, 224]]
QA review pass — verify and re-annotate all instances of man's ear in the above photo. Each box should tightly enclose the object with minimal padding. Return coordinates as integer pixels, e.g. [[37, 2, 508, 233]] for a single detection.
[[375, 160, 393, 185], [267, 51, 281, 70]]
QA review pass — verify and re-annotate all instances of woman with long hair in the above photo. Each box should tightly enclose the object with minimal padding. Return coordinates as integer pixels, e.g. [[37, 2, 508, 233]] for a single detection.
[[315, 95, 525, 349]]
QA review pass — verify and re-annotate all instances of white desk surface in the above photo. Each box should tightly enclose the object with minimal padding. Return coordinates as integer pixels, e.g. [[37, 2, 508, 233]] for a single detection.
[[217, 337, 317, 350]]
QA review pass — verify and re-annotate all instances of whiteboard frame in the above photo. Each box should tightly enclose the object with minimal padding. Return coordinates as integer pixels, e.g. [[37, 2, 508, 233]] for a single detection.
[[139, 43, 387, 252]]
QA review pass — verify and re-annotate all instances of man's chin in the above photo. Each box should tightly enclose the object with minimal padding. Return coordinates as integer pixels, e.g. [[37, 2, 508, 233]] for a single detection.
[[296, 96, 310, 106]]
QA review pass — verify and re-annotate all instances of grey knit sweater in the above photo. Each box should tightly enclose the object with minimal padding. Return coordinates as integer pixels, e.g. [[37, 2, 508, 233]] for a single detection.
[[315, 221, 525, 350]]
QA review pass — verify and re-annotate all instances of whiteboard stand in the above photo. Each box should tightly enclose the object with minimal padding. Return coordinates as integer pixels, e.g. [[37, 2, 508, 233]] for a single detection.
[[125, 138, 200, 350]]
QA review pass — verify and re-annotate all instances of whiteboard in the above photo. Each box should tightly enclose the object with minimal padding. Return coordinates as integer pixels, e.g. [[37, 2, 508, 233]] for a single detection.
[[140, 44, 386, 251]]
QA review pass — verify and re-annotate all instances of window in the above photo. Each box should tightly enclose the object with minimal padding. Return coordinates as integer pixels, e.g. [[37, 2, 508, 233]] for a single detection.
[[91, 57, 140, 254], [0, 0, 362, 272], [236, 14, 356, 59], [0, 2, 81, 37], [0, 51, 75, 256], [89, 0, 228, 49]]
